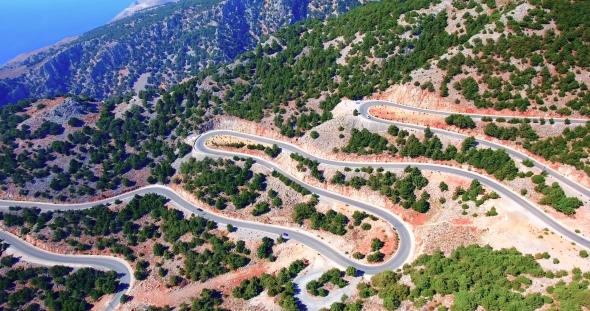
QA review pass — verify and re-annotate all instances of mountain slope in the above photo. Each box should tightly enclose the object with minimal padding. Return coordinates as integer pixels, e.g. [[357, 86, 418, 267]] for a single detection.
[[0, 0, 367, 106], [1, 0, 590, 204]]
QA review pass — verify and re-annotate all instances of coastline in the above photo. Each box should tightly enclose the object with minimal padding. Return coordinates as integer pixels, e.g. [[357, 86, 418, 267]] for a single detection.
[[111, 0, 179, 21], [0, 0, 174, 70]]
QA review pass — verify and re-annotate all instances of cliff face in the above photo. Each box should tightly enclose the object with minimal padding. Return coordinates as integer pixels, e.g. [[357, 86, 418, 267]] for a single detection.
[[0, 0, 363, 106]]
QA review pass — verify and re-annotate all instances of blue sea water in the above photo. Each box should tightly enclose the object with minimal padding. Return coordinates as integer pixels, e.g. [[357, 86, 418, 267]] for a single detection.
[[0, 0, 132, 66]]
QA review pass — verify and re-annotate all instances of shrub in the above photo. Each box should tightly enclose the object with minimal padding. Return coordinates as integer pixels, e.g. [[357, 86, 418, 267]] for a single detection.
[[445, 114, 476, 129], [485, 207, 498, 217], [523, 159, 534, 167], [346, 266, 358, 277]]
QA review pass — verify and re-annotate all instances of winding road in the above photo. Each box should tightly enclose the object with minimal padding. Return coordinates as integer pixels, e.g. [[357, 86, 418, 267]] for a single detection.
[[195, 131, 590, 252], [359, 100, 590, 199], [0, 230, 132, 311], [1, 111, 589, 310], [360, 99, 589, 124]]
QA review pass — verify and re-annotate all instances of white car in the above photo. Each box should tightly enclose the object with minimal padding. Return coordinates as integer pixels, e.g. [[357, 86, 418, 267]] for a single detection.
[[366, 115, 371, 119]]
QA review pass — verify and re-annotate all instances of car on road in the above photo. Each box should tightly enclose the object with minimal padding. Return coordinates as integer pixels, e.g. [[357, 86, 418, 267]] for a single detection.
[[365, 114, 371, 119], [197, 208, 203, 212], [283, 233, 288, 236]]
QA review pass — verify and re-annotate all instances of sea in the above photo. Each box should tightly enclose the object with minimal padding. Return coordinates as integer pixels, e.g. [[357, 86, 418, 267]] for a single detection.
[[0, 0, 132, 66]]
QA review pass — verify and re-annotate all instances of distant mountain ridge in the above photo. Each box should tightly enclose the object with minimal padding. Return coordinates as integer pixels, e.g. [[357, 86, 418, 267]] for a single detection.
[[0, 0, 368, 106], [112, 0, 179, 21]]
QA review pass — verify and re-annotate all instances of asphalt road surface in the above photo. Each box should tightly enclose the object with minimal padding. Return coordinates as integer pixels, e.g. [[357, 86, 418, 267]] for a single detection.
[[196, 130, 590, 251], [2, 125, 590, 311], [0, 230, 132, 311], [360, 99, 589, 124], [0, 183, 414, 274], [359, 100, 590, 199]]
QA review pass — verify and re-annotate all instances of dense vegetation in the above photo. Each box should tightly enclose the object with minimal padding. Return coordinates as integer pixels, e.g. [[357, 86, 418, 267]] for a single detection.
[[435, 0, 590, 114], [342, 126, 519, 182], [0, 0, 589, 204], [0, 0, 367, 105], [180, 157, 264, 210], [146, 245, 590, 311], [0, 194, 258, 283], [526, 122, 590, 176], [480, 118, 590, 178], [366, 244, 590, 311], [0, 94, 188, 201], [0, 240, 119, 310]]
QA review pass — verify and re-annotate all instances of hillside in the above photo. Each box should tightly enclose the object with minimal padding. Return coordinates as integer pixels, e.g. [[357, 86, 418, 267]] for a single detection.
[[2, 0, 590, 310], [0, 0, 369, 106], [1, 0, 589, 205]]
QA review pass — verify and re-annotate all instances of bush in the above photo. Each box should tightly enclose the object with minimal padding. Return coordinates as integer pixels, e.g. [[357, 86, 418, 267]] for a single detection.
[[346, 266, 358, 277], [310, 131, 320, 139], [371, 238, 384, 251], [252, 202, 271, 216], [367, 251, 385, 262], [445, 114, 476, 129], [531, 175, 545, 184], [485, 207, 498, 217], [580, 250, 589, 258]]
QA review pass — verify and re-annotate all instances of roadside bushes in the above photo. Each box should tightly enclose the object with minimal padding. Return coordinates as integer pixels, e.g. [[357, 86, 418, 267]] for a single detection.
[[271, 170, 311, 195], [257, 237, 275, 260], [536, 182, 583, 215], [484, 123, 539, 141], [342, 128, 389, 154], [445, 114, 476, 129]]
